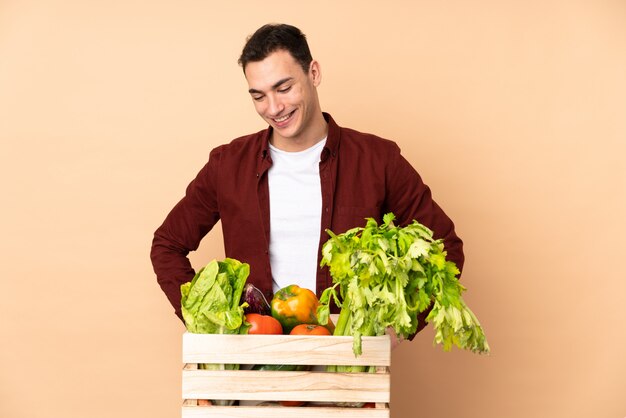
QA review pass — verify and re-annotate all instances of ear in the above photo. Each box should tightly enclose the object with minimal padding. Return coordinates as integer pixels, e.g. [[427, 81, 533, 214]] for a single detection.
[[309, 60, 322, 87]]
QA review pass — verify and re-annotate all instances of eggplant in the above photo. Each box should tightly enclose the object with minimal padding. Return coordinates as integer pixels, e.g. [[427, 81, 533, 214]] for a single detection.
[[242, 283, 272, 315]]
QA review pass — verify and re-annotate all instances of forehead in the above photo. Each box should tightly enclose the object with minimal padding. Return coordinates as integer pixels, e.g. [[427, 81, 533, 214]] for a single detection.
[[244, 49, 305, 90]]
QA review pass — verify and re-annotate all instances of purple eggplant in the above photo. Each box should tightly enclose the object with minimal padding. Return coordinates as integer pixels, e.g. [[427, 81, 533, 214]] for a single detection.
[[241, 283, 271, 315]]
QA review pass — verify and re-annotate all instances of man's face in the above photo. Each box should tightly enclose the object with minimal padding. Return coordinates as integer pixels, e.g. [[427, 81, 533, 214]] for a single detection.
[[244, 49, 322, 146]]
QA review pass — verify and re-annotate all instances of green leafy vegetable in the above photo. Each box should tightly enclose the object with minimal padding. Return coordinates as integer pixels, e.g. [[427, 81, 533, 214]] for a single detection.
[[181, 258, 250, 334], [317, 213, 489, 363], [181, 258, 250, 406]]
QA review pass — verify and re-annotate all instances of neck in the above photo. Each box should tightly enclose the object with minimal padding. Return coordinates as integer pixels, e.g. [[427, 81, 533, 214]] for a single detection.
[[271, 112, 328, 152]]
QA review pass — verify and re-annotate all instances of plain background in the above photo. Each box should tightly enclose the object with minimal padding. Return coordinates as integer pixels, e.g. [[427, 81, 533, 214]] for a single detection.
[[1, 1, 625, 417]]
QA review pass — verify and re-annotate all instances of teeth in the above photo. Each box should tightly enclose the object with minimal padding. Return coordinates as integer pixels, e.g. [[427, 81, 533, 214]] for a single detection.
[[274, 113, 291, 122]]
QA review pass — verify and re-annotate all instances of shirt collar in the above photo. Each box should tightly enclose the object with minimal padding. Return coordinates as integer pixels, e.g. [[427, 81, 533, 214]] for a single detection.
[[322, 112, 340, 160], [260, 112, 339, 162]]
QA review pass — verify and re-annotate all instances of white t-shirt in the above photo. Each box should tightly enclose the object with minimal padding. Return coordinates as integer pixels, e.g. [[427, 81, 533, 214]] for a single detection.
[[268, 138, 326, 294]]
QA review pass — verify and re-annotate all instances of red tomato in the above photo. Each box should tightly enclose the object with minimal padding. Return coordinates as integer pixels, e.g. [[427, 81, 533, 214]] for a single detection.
[[362, 403, 376, 408], [289, 324, 331, 336], [245, 313, 283, 335]]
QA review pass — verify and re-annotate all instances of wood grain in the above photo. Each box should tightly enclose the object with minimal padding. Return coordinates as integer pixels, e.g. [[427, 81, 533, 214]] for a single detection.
[[181, 331, 391, 417], [182, 333, 391, 366], [181, 404, 389, 418], [182, 369, 390, 402]]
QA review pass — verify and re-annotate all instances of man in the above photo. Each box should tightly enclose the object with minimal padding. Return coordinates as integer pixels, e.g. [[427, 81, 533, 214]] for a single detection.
[[150, 23, 463, 340]]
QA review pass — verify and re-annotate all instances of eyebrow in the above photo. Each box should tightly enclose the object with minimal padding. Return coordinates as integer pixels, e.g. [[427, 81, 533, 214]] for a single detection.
[[248, 77, 293, 95]]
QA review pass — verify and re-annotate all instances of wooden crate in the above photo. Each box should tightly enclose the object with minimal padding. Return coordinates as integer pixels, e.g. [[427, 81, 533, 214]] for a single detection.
[[182, 331, 391, 417]]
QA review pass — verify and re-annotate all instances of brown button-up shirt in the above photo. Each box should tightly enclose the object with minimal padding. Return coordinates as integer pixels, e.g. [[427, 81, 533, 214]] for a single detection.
[[151, 113, 464, 335]]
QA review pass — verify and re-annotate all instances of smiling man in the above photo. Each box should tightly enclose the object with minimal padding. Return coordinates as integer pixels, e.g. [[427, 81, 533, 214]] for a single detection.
[[151, 24, 464, 342], [245, 48, 326, 152]]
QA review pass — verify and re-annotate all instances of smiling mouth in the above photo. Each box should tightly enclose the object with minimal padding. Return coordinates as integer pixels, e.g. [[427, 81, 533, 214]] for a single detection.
[[273, 110, 295, 123]]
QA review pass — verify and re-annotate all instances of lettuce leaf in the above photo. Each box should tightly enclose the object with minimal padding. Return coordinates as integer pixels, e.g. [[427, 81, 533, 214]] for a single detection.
[[181, 258, 249, 335]]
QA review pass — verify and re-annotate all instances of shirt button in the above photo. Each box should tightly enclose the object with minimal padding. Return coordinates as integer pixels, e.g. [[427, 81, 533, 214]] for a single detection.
[[325, 207, 329, 213]]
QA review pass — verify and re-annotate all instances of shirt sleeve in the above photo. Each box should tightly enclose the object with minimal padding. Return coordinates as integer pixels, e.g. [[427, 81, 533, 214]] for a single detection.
[[150, 147, 222, 321], [384, 144, 465, 337]]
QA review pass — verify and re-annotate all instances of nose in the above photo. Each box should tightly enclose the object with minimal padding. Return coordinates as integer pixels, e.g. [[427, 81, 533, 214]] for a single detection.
[[266, 94, 285, 117]]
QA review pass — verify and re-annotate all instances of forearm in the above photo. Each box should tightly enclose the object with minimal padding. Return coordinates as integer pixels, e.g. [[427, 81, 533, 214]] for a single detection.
[[150, 231, 197, 321], [429, 201, 464, 274], [386, 150, 465, 338], [387, 151, 464, 274], [150, 153, 221, 320]]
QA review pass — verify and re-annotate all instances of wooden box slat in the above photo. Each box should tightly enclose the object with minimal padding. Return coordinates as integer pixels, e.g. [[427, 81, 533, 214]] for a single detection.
[[182, 333, 391, 366], [182, 369, 390, 403], [182, 405, 389, 418], [181, 330, 391, 417]]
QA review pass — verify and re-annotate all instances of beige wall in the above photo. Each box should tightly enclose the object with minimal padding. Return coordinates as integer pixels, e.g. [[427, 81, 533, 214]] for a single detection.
[[1, 1, 625, 417]]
